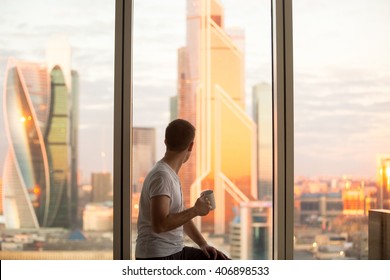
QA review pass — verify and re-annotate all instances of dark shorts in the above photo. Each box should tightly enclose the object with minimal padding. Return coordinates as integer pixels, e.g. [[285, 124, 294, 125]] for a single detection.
[[136, 246, 227, 260]]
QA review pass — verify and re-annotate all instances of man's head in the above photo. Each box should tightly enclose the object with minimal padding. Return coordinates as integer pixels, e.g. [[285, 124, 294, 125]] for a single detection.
[[165, 119, 195, 152]]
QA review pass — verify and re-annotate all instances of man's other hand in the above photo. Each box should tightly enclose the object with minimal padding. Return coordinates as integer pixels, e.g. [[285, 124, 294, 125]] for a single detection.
[[200, 244, 231, 260]]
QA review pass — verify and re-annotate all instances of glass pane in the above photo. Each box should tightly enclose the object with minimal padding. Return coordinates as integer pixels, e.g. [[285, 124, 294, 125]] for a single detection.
[[0, 0, 115, 259], [133, 0, 272, 260], [293, 0, 390, 259]]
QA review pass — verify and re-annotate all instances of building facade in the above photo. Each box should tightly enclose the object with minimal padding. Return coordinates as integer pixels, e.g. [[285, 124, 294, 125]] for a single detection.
[[177, 0, 257, 233], [230, 201, 272, 259], [132, 127, 156, 193], [2, 57, 78, 229], [91, 172, 112, 203], [252, 83, 273, 200], [376, 155, 390, 209]]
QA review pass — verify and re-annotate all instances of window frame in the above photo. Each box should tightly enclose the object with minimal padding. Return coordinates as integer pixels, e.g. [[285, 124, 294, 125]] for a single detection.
[[113, 0, 132, 260], [272, 0, 294, 260]]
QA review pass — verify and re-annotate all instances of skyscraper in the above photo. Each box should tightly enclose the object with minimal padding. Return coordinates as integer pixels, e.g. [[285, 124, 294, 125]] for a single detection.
[[3, 59, 50, 229], [91, 172, 112, 203], [177, 45, 196, 209], [170, 96, 178, 122], [177, 0, 257, 233], [252, 82, 273, 200], [132, 127, 156, 193], [376, 155, 390, 209], [45, 65, 71, 228], [229, 201, 272, 259], [2, 41, 79, 229], [70, 70, 80, 228], [131, 127, 156, 226]]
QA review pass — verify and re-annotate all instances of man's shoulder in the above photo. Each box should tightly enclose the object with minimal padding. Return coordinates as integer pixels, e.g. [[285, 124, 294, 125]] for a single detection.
[[148, 162, 174, 178], [144, 165, 172, 187], [148, 166, 170, 179]]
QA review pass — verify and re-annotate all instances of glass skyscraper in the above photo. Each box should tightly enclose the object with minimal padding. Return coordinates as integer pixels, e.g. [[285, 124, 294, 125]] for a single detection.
[[177, 0, 257, 234], [253, 83, 273, 200], [2, 57, 79, 229]]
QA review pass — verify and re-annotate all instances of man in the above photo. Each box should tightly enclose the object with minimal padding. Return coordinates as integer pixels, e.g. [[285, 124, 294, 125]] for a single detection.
[[135, 119, 229, 260]]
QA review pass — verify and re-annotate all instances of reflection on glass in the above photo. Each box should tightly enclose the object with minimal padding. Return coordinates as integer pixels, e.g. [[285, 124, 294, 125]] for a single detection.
[[133, 0, 272, 260], [0, 0, 114, 259]]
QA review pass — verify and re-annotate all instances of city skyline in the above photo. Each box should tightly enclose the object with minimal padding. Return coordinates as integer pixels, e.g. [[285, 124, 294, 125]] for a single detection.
[[2, 0, 389, 261], [1, 0, 390, 183]]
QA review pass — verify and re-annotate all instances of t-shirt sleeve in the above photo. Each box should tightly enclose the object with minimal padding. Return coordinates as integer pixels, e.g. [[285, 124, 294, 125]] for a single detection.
[[148, 171, 172, 199]]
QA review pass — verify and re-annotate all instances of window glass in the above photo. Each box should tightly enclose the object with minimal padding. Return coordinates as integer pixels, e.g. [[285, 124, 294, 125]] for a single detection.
[[132, 0, 272, 260], [0, 0, 114, 259], [293, 0, 390, 260]]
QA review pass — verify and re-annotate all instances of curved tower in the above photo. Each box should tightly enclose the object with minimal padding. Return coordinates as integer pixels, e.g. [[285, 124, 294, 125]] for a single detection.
[[44, 66, 71, 227], [2, 58, 74, 229], [2, 59, 50, 229]]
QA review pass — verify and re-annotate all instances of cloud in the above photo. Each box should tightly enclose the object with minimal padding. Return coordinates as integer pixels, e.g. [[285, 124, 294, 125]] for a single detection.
[[294, 61, 390, 177]]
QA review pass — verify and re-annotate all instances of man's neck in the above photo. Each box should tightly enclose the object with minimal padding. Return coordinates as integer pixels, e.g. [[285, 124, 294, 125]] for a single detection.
[[161, 151, 186, 174]]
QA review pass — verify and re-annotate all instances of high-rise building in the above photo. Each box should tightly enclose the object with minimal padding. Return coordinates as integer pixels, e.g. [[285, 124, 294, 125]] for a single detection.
[[340, 180, 375, 217], [70, 70, 80, 228], [2, 44, 79, 229], [177, 45, 196, 209], [229, 201, 272, 259], [131, 127, 156, 225], [177, 0, 257, 233], [376, 155, 390, 209], [47, 36, 79, 228], [45, 65, 71, 228], [3, 60, 49, 229], [170, 96, 178, 121], [253, 83, 273, 200], [132, 127, 156, 193], [91, 172, 112, 203]]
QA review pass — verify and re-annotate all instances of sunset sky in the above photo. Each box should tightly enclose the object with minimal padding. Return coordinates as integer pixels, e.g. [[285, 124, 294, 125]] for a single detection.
[[1, 0, 390, 180]]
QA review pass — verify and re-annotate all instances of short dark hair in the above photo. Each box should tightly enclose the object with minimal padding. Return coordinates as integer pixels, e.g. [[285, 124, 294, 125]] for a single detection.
[[165, 119, 195, 151]]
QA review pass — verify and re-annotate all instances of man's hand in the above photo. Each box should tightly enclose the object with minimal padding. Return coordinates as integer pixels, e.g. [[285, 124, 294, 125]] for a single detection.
[[200, 244, 230, 260], [194, 195, 211, 216]]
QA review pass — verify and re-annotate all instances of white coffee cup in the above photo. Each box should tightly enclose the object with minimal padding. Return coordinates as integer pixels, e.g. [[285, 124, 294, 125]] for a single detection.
[[201, 190, 216, 210]]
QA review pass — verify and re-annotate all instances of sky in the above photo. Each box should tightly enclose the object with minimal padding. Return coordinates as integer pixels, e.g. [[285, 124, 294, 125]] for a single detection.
[[0, 0, 116, 183], [1, 0, 390, 181], [293, 0, 390, 178]]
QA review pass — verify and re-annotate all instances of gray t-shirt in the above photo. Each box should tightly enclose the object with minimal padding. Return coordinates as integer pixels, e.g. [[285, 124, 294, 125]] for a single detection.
[[135, 160, 184, 258]]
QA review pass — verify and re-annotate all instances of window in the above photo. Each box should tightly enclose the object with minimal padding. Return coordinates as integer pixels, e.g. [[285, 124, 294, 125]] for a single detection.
[[1, 0, 296, 261], [294, 0, 390, 260], [0, 0, 115, 259], [132, 0, 273, 260]]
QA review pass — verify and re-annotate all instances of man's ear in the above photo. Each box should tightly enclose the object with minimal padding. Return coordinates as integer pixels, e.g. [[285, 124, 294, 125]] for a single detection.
[[188, 141, 194, 152]]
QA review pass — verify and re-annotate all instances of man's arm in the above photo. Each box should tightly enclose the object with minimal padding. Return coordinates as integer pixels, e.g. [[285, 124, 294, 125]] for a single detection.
[[183, 220, 207, 247], [151, 195, 209, 233], [183, 219, 230, 260]]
